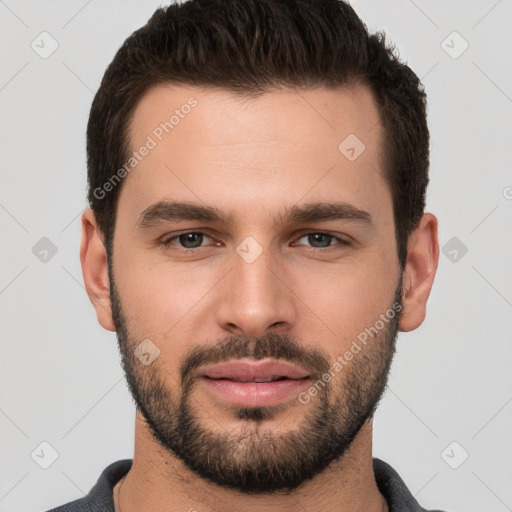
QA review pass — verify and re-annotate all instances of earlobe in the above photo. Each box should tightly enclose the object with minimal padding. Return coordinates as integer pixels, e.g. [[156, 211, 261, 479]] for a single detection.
[[399, 213, 439, 333], [80, 208, 116, 332]]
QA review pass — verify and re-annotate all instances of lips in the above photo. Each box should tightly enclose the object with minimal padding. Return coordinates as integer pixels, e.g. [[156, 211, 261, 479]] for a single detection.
[[200, 359, 310, 382], [198, 359, 311, 407], [200, 378, 309, 406]]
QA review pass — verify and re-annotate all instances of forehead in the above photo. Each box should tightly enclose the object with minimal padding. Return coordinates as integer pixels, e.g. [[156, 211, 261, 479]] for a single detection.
[[128, 83, 383, 151], [119, 83, 389, 227]]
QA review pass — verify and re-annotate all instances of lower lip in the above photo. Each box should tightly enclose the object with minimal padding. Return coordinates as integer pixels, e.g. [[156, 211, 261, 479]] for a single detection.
[[199, 377, 310, 407]]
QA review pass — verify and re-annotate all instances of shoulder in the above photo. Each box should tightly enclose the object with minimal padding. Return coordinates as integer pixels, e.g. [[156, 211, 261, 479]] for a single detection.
[[45, 459, 132, 512], [373, 458, 449, 512]]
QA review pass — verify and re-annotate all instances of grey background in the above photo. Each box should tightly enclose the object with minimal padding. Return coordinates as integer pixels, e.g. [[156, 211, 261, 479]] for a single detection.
[[1, 1, 511, 511]]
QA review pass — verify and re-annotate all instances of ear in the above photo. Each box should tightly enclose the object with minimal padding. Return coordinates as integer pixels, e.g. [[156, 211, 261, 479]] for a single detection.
[[399, 213, 439, 332], [80, 208, 115, 332]]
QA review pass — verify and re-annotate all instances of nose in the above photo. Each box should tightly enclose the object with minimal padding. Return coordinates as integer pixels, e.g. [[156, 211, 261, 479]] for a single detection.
[[214, 243, 297, 339]]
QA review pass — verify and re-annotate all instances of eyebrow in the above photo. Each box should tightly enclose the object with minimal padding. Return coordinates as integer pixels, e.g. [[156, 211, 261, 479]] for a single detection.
[[137, 200, 373, 229]]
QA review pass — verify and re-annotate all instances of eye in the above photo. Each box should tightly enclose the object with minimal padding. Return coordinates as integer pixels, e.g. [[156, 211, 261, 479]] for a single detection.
[[160, 231, 214, 251], [159, 230, 351, 254], [293, 232, 351, 250]]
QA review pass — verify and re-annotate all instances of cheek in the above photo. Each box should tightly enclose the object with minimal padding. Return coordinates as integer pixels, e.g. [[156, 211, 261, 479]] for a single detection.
[[293, 245, 399, 351], [298, 271, 390, 343], [113, 248, 220, 340]]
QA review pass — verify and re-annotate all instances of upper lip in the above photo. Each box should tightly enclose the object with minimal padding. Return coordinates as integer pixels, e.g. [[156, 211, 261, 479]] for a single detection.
[[200, 359, 310, 381]]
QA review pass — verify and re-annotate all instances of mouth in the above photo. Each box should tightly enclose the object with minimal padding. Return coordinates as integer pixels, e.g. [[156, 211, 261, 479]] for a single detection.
[[201, 358, 310, 381], [198, 359, 311, 407], [214, 376, 290, 383]]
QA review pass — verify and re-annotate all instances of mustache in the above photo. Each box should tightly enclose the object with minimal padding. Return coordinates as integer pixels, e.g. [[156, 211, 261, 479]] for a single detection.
[[180, 333, 331, 385]]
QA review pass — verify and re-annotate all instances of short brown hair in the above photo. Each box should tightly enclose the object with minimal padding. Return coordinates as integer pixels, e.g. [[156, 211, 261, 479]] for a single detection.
[[87, 0, 429, 268]]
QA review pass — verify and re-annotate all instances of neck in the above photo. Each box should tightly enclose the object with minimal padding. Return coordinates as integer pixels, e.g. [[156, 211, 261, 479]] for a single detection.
[[114, 412, 387, 512]]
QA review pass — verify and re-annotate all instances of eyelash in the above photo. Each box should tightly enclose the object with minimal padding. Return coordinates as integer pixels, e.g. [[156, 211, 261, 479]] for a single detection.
[[159, 230, 351, 253]]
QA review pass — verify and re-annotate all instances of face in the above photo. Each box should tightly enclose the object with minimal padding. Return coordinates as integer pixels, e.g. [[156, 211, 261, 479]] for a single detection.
[[107, 84, 403, 492]]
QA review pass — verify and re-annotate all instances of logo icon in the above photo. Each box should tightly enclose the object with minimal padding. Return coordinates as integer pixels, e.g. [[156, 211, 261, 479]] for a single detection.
[[31, 441, 59, 469], [441, 31, 469, 59], [31, 32, 59, 59], [441, 441, 469, 469], [32, 237, 58, 263], [236, 236, 263, 264], [442, 237, 468, 263], [338, 134, 366, 161], [134, 339, 161, 366]]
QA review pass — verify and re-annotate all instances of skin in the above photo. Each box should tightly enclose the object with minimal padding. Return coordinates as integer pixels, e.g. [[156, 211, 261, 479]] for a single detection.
[[80, 83, 439, 512]]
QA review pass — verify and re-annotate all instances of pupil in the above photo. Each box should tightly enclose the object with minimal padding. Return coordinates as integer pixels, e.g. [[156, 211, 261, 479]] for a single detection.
[[181, 233, 202, 248], [309, 233, 331, 247]]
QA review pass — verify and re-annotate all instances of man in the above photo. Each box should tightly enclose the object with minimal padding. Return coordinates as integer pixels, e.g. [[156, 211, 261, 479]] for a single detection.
[[48, 0, 444, 510]]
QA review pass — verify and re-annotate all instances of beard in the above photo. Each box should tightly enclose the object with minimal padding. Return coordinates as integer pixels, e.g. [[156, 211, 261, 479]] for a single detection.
[[109, 270, 403, 494]]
